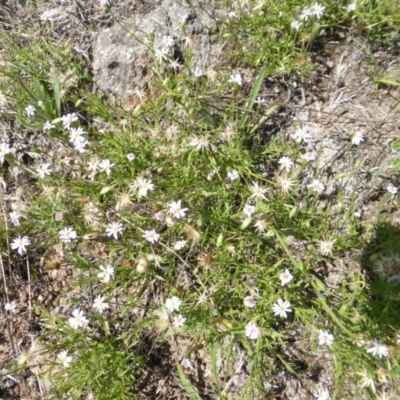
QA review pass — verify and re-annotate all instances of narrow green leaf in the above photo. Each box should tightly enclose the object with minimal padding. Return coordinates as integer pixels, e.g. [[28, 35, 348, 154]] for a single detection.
[[176, 364, 202, 400]]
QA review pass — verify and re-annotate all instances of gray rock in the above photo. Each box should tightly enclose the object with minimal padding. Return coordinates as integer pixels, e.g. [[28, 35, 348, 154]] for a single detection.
[[92, 0, 222, 100]]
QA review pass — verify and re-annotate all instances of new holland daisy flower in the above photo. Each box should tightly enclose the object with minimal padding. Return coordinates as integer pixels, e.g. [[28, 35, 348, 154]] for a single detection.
[[105, 222, 123, 239], [97, 264, 114, 283], [227, 170, 239, 181], [168, 200, 188, 219], [243, 204, 255, 217], [367, 340, 389, 358], [351, 131, 364, 146], [165, 296, 182, 313], [315, 389, 329, 400], [0, 143, 10, 163], [142, 229, 160, 244], [318, 330, 334, 347], [278, 156, 293, 172], [59, 227, 77, 243], [11, 236, 31, 255], [57, 350, 72, 368], [36, 163, 51, 179], [93, 295, 109, 313], [245, 322, 260, 340], [61, 113, 78, 130], [68, 309, 89, 329], [279, 269, 293, 286], [243, 296, 257, 308], [98, 159, 115, 176], [173, 314, 186, 327], [25, 105, 35, 117], [272, 298, 292, 318]]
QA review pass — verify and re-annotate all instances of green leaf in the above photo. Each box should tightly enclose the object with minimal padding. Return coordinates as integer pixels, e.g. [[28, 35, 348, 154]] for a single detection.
[[176, 364, 202, 400], [99, 186, 113, 195], [51, 67, 61, 117], [216, 233, 224, 247], [241, 217, 252, 230]]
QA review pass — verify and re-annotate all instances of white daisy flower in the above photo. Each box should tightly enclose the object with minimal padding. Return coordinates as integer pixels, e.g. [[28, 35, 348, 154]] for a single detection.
[[57, 350, 72, 368], [11, 236, 31, 255], [367, 340, 389, 358], [59, 227, 77, 243], [105, 221, 123, 240], [227, 169, 239, 181], [68, 309, 89, 329], [311, 2, 326, 19], [174, 240, 187, 250], [98, 159, 115, 176], [165, 296, 182, 313], [43, 121, 55, 132], [25, 105, 35, 117], [97, 264, 115, 283], [278, 156, 293, 172], [173, 314, 186, 327], [61, 113, 78, 130], [351, 131, 364, 146], [243, 204, 255, 217], [279, 269, 293, 286], [387, 184, 397, 195], [308, 179, 325, 193], [36, 163, 51, 179], [318, 330, 334, 347], [93, 295, 109, 313], [291, 20, 301, 30], [272, 298, 292, 318], [143, 229, 160, 244], [9, 211, 21, 226], [243, 296, 257, 308], [168, 200, 188, 219], [228, 73, 242, 86], [0, 143, 10, 163], [4, 300, 18, 313], [136, 178, 154, 197], [245, 322, 260, 340], [315, 389, 330, 400], [181, 358, 192, 368]]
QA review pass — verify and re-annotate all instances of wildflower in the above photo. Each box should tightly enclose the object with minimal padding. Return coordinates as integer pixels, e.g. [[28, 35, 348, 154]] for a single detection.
[[174, 240, 187, 250], [367, 340, 389, 358], [254, 96, 266, 106], [300, 7, 313, 20], [249, 181, 268, 201], [291, 20, 301, 30], [155, 47, 169, 62], [43, 121, 55, 132], [243, 204, 255, 217], [272, 298, 292, 318], [189, 135, 210, 151], [193, 67, 204, 77], [4, 301, 18, 313], [25, 105, 35, 117], [311, 2, 325, 19], [315, 389, 330, 400], [36, 163, 51, 179], [220, 123, 236, 142], [69, 127, 86, 145], [227, 170, 239, 181], [74, 138, 88, 153], [126, 153, 136, 161], [233, 375, 247, 387], [168, 200, 188, 219], [387, 184, 397, 195], [97, 264, 115, 283], [100, 0, 110, 6], [9, 211, 21, 226], [59, 227, 77, 243], [161, 35, 174, 48], [243, 296, 257, 308], [68, 309, 89, 329], [165, 296, 182, 312], [173, 314, 186, 327], [154, 211, 165, 221], [98, 159, 114, 176], [308, 179, 325, 193], [143, 229, 160, 244], [61, 113, 78, 130], [181, 358, 192, 368], [351, 131, 364, 146], [0, 143, 10, 163], [318, 239, 335, 256], [356, 368, 376, 393], [57, 350, 72, 368], [136, 178, 154, 197], [279, 269, 293, 286], [93, 295, 109, 313], [292, 127, 311, 143], [254, 219, 267, 234], [228, 73, 242, 86], [169, 59, 181, 72], [245, 322, 260, 340], [374, 254, 400, 282], [348, 2, 356, 12], [11, 236, 31, 255], [276, 175, 296, 194], [278, 156, 293, 172], [318, 330, 334, 347], [105, 221, 123, 239]]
